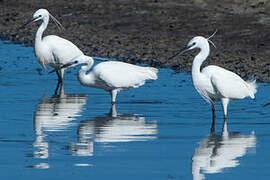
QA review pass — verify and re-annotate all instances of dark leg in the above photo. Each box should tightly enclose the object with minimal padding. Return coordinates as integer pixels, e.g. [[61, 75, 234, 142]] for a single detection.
[[211, 103, 216, 133], [54, 81, 61, 95], [54, 69, 63, 95], [56, 70, 63, 84]]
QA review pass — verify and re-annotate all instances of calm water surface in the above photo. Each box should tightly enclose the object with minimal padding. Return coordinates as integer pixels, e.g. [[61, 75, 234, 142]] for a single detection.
[[0, 41, 269, 179]]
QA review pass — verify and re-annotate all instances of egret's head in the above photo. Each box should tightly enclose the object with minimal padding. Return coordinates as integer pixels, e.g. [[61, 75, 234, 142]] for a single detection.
[[186, 36, 209, 50], [169, 30, 217, 60], [32, 9, 49, 22], [48, 55, 94, 74], [63, 55, 93, 69], [22, 8, 64, 31]]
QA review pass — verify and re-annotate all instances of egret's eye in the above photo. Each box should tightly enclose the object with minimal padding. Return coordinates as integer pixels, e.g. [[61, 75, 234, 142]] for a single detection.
[[74, 60, 78, 64], [192, 42, 196, 46], [38, 15, 42, 17]]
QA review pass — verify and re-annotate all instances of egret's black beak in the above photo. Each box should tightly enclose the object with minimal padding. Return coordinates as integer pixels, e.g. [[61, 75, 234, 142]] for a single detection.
[[168, 44, 193, 60], [21, 16, 39, 28], [48, 69, 57, 74], [61, 60, 79, 69], [48, 61, 79, 74]]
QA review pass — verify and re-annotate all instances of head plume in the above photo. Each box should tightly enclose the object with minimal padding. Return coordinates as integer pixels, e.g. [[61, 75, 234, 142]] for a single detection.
[[207, 29, 217, 48], [49, 13, 65, 32]]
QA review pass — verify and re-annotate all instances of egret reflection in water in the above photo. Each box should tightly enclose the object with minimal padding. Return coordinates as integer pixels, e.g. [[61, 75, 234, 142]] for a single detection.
[[70, 104, 158, 156], [192, 121, 256, 180], [33, 87, 87, 162]]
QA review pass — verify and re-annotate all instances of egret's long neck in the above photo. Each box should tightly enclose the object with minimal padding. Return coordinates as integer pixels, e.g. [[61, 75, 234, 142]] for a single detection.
[[78, 57, 95, 86], [35, 17, 49, 44], [192, 43, 210, 76]]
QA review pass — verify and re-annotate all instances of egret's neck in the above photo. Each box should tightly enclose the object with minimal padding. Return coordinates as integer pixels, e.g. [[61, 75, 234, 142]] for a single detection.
[[35, 18, 49, 44], [192, 43, 210, 76], [78, 58, 95, 86]]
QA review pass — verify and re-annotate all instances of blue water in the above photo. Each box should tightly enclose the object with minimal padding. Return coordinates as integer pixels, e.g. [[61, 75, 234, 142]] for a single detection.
[[0, 41, 269, 179]]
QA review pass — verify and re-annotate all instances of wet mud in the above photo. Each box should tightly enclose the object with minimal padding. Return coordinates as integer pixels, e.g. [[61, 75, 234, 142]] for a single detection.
[[0, 0, 269, 81]]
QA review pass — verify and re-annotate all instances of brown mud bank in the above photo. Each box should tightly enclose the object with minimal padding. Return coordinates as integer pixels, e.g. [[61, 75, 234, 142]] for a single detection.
[[0, 0, 269, 82]]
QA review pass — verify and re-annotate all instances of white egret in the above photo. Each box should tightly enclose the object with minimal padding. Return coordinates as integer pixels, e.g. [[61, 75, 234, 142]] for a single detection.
[[23, 9, 84, 83], [58, 55, 158, 104], [169, 32, 257, 126]]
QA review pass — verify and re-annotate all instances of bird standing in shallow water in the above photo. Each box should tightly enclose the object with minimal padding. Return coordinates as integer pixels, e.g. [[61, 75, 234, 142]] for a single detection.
[[23, 9, 84, 87], [170, 32, 257, 130], [59, 55, 158, 104]]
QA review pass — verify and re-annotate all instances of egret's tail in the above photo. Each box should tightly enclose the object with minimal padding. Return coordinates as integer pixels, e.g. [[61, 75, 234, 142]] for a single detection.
[[145, 67, 158, 80], [246, 79, 257, 99]]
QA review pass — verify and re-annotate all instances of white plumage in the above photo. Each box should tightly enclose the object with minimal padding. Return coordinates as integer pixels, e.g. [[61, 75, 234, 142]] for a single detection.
[[170, 35, 257, 121], [25, 9, 83, 82], [36, 35, 83, 68], [202, 65, 256, 100], [63, 55, 158, 104], [91, 61, 158, 89]]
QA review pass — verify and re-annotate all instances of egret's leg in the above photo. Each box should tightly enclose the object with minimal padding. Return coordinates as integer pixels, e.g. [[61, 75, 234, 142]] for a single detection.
[[222, 119, 228, 138], [54, 81, 61, 95], [109, 103, 117, 117], [54, 82, 64, 96], [211, 103, 216, 133], [54, 69, 63, 94], [55, 69, 62, 83], [110, 90, 118, 104], [221, 98, 230, 120], [60, 68, 65, 82], [59, 83, 64, 97], [56, 69, 60, 79]]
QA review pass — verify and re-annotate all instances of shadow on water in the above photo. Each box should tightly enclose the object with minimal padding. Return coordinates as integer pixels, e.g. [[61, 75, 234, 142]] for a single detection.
[[69, 104, 157, 157], [192, 121, 256, 180]]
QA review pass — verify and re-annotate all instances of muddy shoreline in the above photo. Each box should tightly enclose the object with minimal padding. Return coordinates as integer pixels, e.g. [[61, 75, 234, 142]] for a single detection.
[[0, 0, 269, 82]]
